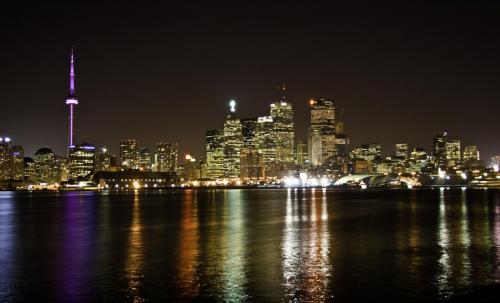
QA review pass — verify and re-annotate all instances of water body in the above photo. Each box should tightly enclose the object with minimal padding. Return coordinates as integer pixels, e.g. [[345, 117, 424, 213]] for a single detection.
[[0, 189, 499, 302]]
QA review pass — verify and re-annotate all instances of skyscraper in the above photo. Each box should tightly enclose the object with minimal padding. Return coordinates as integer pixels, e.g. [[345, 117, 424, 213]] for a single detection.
[[0, 137, 11, 180], [68, 143, 96, 180], [270, 85, 295, 167], [120, 139, 140, 170], [65, 47, 79, 150], [94, 148, 116, 172], [463, 145, 479, 163], [223, 100, 243, 178], [295, 140, 309, 167], [34, 148, 62, 184], [241, 118, 258, 149], [156, 142, 178, 173], [10, 146, 24, 181], [205, 129, 225, 178], [433, 132, 447, 167], [139, 148, 152, 171], [308, 98, 336, 166], [256, 116, 277, 178], [445, 139, 461, 167]]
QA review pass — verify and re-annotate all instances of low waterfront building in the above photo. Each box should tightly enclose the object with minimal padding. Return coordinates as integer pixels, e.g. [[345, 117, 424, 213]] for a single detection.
[[93, 171, 179, 189]]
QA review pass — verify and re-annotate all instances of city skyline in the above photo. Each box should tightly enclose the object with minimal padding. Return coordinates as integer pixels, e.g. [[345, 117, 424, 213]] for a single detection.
[[1, 3, 500, 160]]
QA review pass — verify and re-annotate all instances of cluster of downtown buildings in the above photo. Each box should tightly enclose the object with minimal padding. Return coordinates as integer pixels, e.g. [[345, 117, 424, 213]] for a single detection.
[[1, 50, 500, 190]]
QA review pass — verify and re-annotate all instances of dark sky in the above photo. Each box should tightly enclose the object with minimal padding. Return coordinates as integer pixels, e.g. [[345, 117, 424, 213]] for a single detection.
[[1, 2, 499, 162]]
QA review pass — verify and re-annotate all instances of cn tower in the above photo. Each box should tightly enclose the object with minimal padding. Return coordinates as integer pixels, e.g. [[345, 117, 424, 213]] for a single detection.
[[65, 47, 78, 150]]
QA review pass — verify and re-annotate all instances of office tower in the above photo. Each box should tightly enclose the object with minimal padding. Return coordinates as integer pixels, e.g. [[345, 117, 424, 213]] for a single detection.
[[183, 154, 200, 180], [94, 148, 116, 172], [408, 148, 429, 173], [223, 100, 243, 178], [445, 139, 461, 167], [68, 143, 96, 180], [334, 120, 350, 158], [241, 118, 258, 149], [65, 47, 79, 150], [463, 145, 479, 162], [205, 129, 225, 178], [240, 148, 264, 180], [34, 148, 61, 184], [308, 98, 336, 166], [256, 116, 277, 178], [270, 85, 295, 166], [0, 137, 11, 180], [350, 144, 382, 162], [24, 157, 36, 183], [10, 146, 24, 181], [395, 143, 408, 159], [139, 148, 152, 171], [295, 140, 309, 167], [156, 142, 178, 173], [120, 139, 140, 170], [433, 132, 447, 167]]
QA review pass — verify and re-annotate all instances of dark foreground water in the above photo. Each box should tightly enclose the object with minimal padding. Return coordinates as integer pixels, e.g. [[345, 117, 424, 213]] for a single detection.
[[0, 189, 499, 302]]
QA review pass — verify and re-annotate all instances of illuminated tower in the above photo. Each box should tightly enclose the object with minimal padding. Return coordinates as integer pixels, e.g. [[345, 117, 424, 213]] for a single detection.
[[65, 47, 78, 150]]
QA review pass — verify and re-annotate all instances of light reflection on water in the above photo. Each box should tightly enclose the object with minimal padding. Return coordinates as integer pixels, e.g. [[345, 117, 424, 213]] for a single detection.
[[282, 188, 331, 302], [125, 192, 144, 303], [177, 189, 200, 298], [0, 189, 499, 302]]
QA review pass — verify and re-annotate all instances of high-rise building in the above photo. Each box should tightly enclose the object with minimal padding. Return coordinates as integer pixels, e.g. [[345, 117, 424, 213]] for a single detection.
[[139, 148, 152, 171], [223, 100, 243, 178], [205, 129, 225, 178], [408, 147, 429, 173], [120, 139, 140, 170], [395, 143, 409, 159], [10, 146, 24, 181], [334, 120, 350, 158], [34, 148, 61, 184], [433, 132, 447, 167], [68, 143, 96, 180], [183, 154, 201, 180], [270, 85, 295, 167], [240, 148, 264, 180], [463, 145, 479, 162], [445, 139, 461, 167], [24, 157, 36, 184], [156, 142, 178, 173], [256, 116, 277, 178], [308, 98, 336, 166], [65, 47, 79, 151], [0, 137, 12, 180], [295, 140, 309, 167], [94, 148, 116, 172], [241, 118, 258, 149]]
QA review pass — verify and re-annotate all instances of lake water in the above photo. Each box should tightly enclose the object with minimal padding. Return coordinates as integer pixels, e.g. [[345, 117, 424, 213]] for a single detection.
[[0, 188, 499, 302]]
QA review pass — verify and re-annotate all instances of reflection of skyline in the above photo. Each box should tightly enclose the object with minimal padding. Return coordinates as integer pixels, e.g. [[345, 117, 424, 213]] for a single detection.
[[282, 188, 331, 301], [177, 189, 200, 298], [495, 204, 500, 283], [222, 190, 248, 302], [58, 192, 95, 303], [124, 192, 144, 303], [0, 193, 16, 301], [436, 188, 472, 298]]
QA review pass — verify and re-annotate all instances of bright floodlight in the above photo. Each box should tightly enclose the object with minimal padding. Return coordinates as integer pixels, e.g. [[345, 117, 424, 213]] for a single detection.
[[0, 137, 3, 142], [229, 100, 236, 112], [4, 137, 11, 143], [494, 164, 499, 172]]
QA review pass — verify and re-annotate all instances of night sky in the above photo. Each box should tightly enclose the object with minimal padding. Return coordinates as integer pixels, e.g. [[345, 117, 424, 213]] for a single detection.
[[1, 2, 499, 162]]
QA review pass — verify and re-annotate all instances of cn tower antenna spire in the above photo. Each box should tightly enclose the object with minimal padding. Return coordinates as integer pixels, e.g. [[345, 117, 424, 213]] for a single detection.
[[65, 46, 79, 150], [69, 46, 75, 96]]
